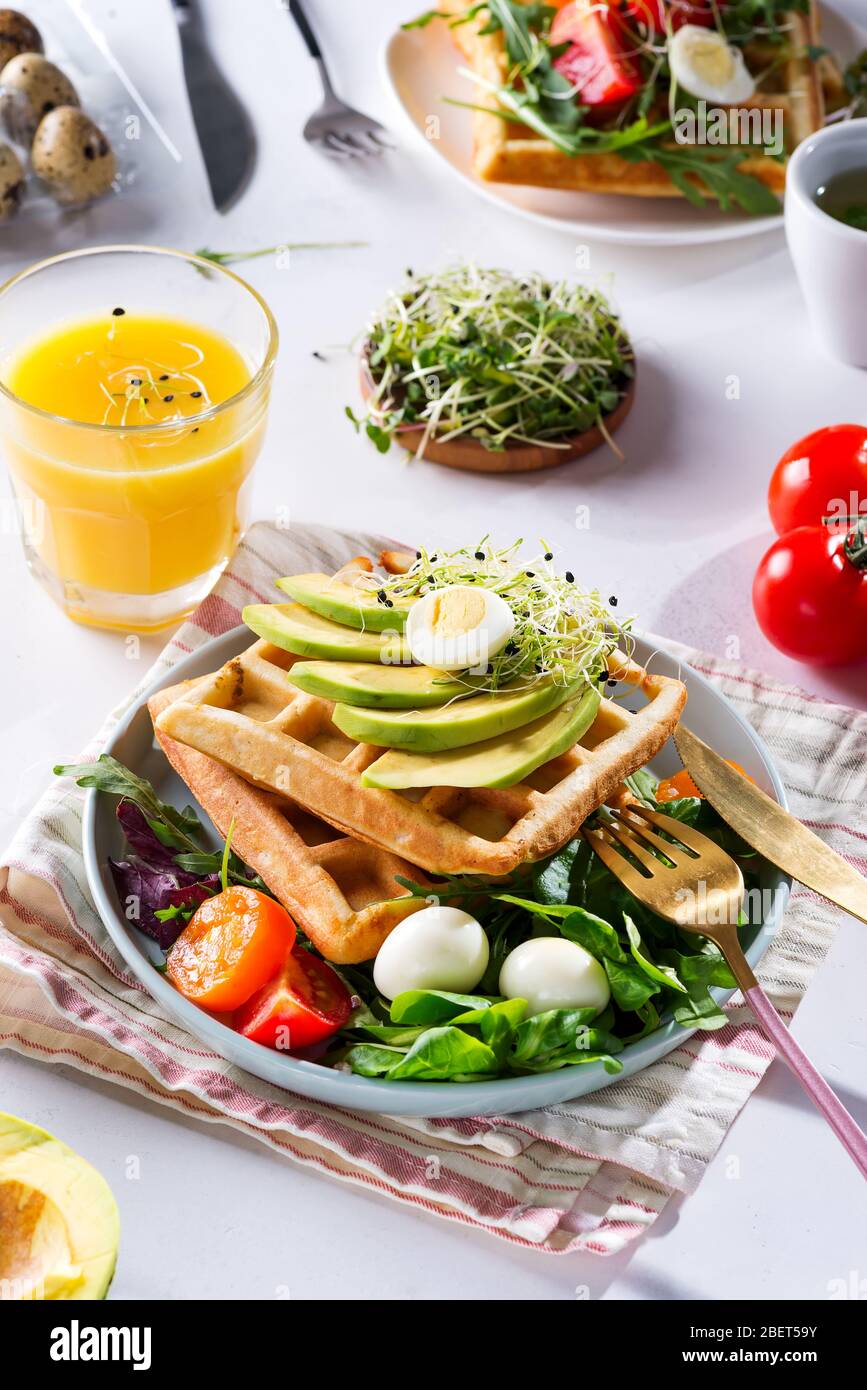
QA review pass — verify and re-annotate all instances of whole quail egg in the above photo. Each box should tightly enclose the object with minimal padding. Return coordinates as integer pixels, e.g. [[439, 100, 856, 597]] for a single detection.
[[0, 10, 42, 71], [0, 139, 23, 220], [0, 53, 79, 145], [32, 106, 116, 206]]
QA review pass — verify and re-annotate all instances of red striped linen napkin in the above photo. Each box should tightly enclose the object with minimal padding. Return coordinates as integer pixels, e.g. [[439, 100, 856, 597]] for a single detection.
[[1, 522, 860, 1254]]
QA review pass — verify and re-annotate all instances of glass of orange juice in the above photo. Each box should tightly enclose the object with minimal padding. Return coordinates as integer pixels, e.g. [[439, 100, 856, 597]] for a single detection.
[[0, 244, 278, 631]]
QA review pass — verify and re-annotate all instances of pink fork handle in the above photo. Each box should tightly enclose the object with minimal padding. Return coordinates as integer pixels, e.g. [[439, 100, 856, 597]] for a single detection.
[[745, 983, 867, 1179]]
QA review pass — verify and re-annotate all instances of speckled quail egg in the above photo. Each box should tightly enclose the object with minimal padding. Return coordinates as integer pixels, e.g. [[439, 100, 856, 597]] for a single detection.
[[0, 53, 79, 145], [0, 10, 42, 71], [0, 139, 23, 220], [31, 106, 116, 206]]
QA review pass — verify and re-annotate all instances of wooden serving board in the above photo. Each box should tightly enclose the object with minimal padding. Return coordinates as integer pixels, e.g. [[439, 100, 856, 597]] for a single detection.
[[359, 353, 635, 474]]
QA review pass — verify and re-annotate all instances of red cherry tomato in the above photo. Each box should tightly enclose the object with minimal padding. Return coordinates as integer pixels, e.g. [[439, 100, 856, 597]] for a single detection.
[[752, 524, 867, 665], [551, 0, 641, 107], [769, 424, 867, 536], [234, 948, 352, 1051]]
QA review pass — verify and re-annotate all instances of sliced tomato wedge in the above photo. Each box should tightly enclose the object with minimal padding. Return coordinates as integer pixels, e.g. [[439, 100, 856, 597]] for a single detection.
[[167, 886, 296, 1013], [551, 0, 641, 107], [622, 0, 715, 31], [234, 948, 353, 1051]]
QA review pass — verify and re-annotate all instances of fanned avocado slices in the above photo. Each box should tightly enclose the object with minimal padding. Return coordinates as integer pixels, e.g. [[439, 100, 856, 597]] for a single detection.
[[243, 603, 411, 663], [276, 572, 414, 632], [362, 686, 601, 789], [287, 660, 482, 709], [334, 676, 583, 753]]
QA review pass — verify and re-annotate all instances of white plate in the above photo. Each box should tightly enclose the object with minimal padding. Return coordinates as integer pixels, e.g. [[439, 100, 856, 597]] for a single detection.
[[83, 629, 788, 1118], [382, 3, 864, 247]]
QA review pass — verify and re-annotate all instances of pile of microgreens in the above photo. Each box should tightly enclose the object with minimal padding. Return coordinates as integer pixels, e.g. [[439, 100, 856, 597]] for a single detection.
[[405, 0, 817, 215], [370, 538, 632, 692], [349, 263, 634, 457]]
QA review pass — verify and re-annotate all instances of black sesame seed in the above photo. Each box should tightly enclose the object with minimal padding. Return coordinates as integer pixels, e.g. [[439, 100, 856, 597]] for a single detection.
[[163, 394, 174, 402], [159, 373, 169, 381], [192, 427, 199, 434], [112, 307, 125, 316], [474, 551, 485, 561], [312, 350, 325, 361], [429, 555, 437, 562], [191, 390, 202, 399], [415, 550, 421, 559], [526, 570, 535, 578], [130, 378, 142, 386], [607, 679, 617, 687], [385, 598, 394, 608], [609, 595, 618, 607], [565, 571, 574, 583], [544, 551, 553, 561]]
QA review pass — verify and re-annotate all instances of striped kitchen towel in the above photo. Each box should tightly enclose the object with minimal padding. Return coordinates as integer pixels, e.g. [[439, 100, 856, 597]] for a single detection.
[[0, 521, 863, 1255]]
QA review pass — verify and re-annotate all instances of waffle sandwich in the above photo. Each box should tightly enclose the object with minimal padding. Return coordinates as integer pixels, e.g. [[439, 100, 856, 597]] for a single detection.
[[436, 0, 838, 200], [155, 554, 687, 896]]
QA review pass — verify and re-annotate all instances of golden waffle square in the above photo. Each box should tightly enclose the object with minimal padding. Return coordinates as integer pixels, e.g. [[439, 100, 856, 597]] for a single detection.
[[154, 643, 687, 878], [441, 0, 831, 199], [148, 684, 428, 965]]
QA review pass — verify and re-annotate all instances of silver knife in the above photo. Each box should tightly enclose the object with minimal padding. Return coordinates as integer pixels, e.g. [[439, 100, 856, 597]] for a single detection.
[[673, 724, 867, 925], [172, 0, 256, 211]]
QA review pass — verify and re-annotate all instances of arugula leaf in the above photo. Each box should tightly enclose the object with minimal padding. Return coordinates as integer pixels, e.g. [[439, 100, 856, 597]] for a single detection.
[[56, 755, 202, 848], [623, 143, 781, 216]]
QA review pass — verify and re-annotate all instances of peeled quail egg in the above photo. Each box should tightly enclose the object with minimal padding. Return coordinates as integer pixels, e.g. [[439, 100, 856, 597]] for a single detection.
[[0, 53, 79, 145], [31, 106, 116, 206], [499, 937, 610, 1018], [405, 585, 515, 672], [0, 10, 42, 71], [373, 906, 489, 1001], [668, 25, 755, 106], [0, 139, 23, 220]]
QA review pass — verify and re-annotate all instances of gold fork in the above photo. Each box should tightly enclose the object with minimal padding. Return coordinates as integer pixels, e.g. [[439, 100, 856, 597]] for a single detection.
[[584, 804, 867, 1178]]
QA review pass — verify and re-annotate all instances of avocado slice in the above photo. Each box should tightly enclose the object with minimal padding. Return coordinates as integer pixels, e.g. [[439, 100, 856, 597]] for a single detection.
[[362, 686, 601, 789], [335, 676, 582, 753], [244, 603, 411, 664], [0, 1112, 119, 1301], [275, 572, 414, 632], [287, 660, 483, 709]]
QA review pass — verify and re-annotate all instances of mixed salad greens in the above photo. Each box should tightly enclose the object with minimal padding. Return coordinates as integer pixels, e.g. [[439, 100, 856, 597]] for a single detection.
[[407, 0, 859, 215], [57, 755, 760, 1083], [351, 263, 634, 456]]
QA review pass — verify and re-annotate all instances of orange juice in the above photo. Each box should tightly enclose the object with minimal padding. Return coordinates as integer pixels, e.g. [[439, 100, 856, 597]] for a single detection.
[[0, 311, 264, 624]]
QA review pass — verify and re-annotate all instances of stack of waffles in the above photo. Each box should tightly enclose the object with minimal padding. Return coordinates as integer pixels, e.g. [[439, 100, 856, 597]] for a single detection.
[[151, 554, 687, 965]]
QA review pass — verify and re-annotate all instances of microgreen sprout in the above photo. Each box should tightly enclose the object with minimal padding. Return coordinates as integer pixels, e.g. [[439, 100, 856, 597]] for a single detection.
[[372, 538, 633, 691], [353, 263, 634, 458]]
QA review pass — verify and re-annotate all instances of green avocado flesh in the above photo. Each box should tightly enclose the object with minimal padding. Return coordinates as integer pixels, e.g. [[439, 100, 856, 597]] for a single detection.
[[243, 603, 411, 663], [287, 660, 482, 708], [362, 686, 601, 789], [335, 675, 582, 753], [275, 572, 414, 632], [0, 1112, 120, 1301]]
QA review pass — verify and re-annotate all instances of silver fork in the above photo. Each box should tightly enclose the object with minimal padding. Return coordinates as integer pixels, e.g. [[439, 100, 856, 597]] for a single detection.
[[287, 0, 394, 159]]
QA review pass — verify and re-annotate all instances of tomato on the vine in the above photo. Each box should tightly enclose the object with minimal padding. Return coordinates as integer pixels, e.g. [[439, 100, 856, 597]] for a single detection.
[[752, 520, 867, 665], [768, 424, 867, 536]]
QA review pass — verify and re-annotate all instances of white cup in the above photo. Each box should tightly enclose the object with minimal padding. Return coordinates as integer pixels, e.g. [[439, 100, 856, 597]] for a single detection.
[[785, 118, 867, 368]]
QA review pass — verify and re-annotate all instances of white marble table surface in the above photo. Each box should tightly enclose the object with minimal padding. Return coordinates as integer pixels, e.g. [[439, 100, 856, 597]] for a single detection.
[[1, 0, 865, 1300]]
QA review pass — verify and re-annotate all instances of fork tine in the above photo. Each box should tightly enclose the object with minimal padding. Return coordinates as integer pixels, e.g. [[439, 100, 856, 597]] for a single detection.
[[582, 827, 651, 896], [627, 804, 711, 855], [323, 131, 362, 158], [603, 820, 660, 873], [613, 808, 696, 866]]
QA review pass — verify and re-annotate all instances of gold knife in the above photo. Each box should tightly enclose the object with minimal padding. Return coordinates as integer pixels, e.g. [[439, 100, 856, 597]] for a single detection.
[[673, 725, 867, 926]]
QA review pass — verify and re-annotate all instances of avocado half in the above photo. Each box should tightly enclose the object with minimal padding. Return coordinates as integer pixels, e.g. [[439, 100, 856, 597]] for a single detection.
[[0, 1113, 119, 1300]]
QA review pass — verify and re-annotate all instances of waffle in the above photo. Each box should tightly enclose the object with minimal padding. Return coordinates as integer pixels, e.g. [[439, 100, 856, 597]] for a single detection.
[[154, 642, 687, 878], [148, 684, 428, 965], [441, 0, 832, 199]]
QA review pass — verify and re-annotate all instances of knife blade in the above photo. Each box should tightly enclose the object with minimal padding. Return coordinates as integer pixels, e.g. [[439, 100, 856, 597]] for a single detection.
[[673, 724, 867, 925], [173, 0, 256, 212]]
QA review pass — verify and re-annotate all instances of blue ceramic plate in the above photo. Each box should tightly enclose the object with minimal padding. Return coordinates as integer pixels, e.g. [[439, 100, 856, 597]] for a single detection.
[[83, 630, 788, 1118]]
